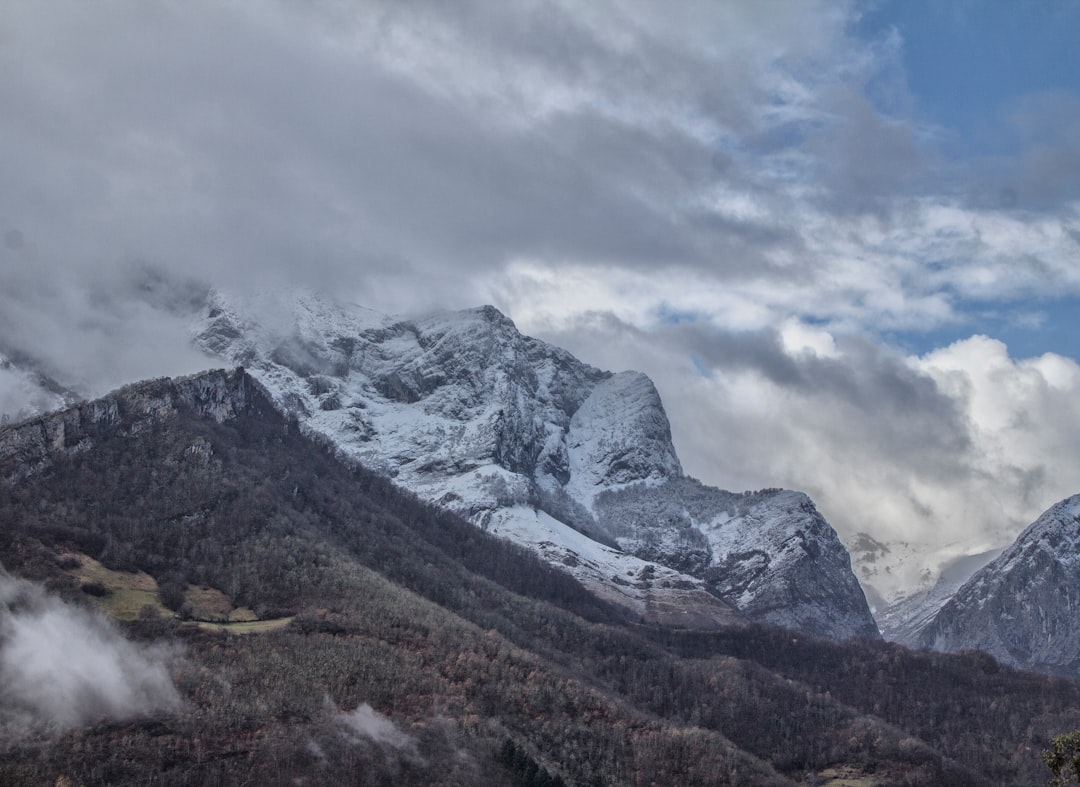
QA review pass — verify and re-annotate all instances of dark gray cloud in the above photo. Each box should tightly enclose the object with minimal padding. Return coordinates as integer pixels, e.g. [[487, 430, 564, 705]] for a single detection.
[[806, 89, 928, 211], [0, 258, 215, 397], [2, 0, 1074, 330], [957, 91, 1080, 209], [0, 0, 839, 396], [0, 0, 912, 298], [1000, 91, 1080, 206]]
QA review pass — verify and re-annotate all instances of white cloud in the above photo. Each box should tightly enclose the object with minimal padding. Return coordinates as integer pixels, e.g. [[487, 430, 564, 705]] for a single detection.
[[779, 319, 839, 359], [0, 359, 64, 424], [335, 702, 416, 752], [915, 337, 1080, 516], [0, 569, 183, 740]]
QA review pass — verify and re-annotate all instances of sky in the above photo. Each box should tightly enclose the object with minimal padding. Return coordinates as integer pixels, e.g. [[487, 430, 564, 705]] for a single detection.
[[2, 0, 1080, 597]]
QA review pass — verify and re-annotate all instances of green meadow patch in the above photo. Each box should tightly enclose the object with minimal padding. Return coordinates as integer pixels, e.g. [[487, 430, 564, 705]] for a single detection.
[[64, 552, 167, 621], [62, 552, 281, 631]]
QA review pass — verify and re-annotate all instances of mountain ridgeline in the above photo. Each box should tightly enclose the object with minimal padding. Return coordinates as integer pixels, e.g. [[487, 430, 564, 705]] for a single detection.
[[192, 293, 878, 640], [3, 366, 1080, 785]]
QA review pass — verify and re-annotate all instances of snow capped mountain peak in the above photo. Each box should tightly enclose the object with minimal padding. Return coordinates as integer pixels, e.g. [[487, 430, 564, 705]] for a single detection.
[[190, 291, 878, 640], [198, 289, 390, 360]]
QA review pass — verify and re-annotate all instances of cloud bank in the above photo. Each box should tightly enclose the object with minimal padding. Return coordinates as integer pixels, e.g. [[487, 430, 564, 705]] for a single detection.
[[335, 702, 417, 753], [2, 1, 1079, 596], [0, 569, 183, 741]]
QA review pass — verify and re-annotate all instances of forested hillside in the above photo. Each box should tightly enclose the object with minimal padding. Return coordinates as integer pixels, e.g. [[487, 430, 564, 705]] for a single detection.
[[0, 370, 1076, 785]]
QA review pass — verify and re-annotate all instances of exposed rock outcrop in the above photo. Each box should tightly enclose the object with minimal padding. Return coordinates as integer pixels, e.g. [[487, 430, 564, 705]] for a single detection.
[[0, 368, 259, 483]]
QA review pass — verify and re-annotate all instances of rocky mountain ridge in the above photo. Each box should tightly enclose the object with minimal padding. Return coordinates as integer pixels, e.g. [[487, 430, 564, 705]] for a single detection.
[[0, 368, 259, 484], [189, 291, 878, 640]]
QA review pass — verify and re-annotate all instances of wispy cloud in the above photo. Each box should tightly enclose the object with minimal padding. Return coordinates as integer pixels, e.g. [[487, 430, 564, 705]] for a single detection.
[[335, 701, 417, 753], [0, 569, 183, 741]]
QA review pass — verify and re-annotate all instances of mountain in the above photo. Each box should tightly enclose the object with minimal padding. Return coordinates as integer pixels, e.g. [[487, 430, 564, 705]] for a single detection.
[[2, 367, 1078, 785], [847, 531, 1004, 643], [0, 369, 777, 785], [191, 291, 877, 640], [877, 547, 1002, 646], [917, 494, 1080, 673]]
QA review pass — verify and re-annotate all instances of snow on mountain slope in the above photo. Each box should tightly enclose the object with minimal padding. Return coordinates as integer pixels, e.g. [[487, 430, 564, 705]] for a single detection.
[[192, 290, 877, 639], [564, 371, 682, 510], [917, 495, 1080, 672], [876, 547, 1002, 646], [595, 481, 880, 640], [488, 506, 742, 629]]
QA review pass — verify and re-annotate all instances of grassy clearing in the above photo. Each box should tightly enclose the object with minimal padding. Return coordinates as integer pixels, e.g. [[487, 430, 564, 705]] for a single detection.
[[193, 617, 294, 634], [62, 552, 276, 631], [184, 585, 233, 621], [817, 767, 879, 786], [180, 584, 263, 623], [228, 606, 259, 622], [63, 552, 168, 621]]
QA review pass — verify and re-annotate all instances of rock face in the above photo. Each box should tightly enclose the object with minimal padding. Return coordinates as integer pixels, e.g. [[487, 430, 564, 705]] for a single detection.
[[190, 291, 878, 640], [0, 368, 259, 483], [596, 481, 879, 639], [918, 495, 1080, 673]]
